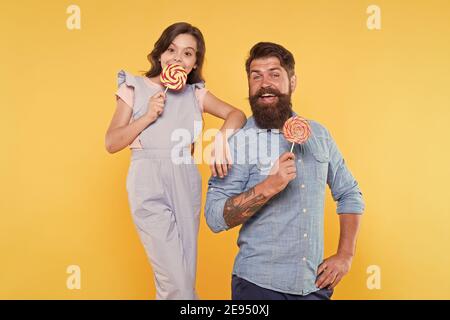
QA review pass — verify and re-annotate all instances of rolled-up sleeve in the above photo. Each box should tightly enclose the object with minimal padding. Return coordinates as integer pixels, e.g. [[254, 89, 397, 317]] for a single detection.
[[205, 163, 250, 233], [326, 129, 365, 214]]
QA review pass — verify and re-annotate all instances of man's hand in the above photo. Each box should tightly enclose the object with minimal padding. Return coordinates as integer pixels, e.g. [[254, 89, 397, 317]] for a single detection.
[[315, 253, 353, 289], [209, 132, 232, 178], [263, 152, 296, 195]]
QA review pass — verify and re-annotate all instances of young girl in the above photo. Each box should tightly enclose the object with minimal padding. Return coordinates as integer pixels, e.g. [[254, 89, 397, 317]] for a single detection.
[[105, 22, 246, 300]]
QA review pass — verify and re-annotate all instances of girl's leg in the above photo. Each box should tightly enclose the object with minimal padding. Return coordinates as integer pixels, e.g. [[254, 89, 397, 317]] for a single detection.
[[127, 159, 196, 299], [131, 204, 197, 299], [165, 162, 202, 299]]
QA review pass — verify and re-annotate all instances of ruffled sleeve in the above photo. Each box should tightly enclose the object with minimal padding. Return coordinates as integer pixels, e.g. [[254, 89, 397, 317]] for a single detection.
[[115, 70, 137, 109], [115, 70, 142, 149], [117, 69, 137, 88], [193, 81, 208, 113]]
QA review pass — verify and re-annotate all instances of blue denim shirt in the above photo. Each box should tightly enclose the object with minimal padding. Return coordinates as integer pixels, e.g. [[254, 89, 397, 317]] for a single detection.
[[205, 115, 365, 295]]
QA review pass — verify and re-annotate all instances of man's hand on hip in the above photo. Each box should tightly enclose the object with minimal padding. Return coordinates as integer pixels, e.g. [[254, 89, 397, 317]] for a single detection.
[[315, 253, 353, 290]]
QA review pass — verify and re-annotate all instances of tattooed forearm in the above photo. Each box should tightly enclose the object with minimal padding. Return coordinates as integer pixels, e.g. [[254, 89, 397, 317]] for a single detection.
[[223, 183, 272, 229]]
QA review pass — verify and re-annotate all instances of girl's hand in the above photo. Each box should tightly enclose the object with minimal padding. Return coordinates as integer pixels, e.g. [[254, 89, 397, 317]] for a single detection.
[[145, 91, 166, 123], [210, 133, 232, 178]]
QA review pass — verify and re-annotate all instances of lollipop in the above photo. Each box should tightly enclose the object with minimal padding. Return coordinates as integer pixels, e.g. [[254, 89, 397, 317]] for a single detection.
[[160, 64, 187, 93], [283, 116, 312, 152]]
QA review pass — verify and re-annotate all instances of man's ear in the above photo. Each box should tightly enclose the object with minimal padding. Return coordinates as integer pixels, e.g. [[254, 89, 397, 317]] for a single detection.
[[290, 75, 297, 92]]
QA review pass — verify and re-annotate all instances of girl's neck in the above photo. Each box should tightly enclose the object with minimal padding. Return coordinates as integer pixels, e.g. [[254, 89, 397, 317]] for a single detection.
[[148, 75, 163, 86]]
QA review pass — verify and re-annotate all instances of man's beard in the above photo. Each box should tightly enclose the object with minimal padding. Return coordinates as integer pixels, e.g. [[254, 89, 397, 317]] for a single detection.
[[249, 87, 293, 129]]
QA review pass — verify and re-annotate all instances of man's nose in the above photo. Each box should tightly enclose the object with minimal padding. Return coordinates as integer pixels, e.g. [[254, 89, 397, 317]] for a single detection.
[[261, 77, 273, 88]]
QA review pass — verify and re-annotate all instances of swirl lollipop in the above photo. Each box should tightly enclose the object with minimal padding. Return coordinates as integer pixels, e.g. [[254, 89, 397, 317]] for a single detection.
[[283, 116, 312, 153], [160, 64, 187, 93]]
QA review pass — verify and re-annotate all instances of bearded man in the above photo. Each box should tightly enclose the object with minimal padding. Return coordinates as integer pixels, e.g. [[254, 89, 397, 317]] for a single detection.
[[205, 42, 365, 300]]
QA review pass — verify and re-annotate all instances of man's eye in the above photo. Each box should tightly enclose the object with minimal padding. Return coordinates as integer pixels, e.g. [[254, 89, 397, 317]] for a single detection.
[[272, 73, 280, 78], [253, 75, 261, 80]]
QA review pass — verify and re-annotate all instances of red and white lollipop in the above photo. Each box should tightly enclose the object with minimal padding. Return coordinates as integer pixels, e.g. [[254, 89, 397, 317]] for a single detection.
[[160, 64, 187, 93], [283, 116, 312, 152]]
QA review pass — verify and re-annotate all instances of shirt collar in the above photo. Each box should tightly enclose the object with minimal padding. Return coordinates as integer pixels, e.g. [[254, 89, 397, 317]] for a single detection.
[[256, 128, 281, 134]]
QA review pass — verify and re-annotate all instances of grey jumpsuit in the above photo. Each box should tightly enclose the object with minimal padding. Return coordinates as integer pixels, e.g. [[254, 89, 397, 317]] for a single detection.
[[118, 70, 202, 299]]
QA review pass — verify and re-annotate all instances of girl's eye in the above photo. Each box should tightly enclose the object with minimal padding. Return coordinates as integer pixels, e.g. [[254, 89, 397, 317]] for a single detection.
[[167, 47, 175, 52], [184, 52, 193, 57]]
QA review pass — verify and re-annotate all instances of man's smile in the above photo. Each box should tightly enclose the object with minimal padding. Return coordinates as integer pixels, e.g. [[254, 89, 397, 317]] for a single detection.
[[258, 93, 279, 104]]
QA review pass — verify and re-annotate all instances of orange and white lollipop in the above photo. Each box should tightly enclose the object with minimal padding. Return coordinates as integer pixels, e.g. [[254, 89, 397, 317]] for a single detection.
[[160, 64, 187, 92], [283, 116, 312, 152]]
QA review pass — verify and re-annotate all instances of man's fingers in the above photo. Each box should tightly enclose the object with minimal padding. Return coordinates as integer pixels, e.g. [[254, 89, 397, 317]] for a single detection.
[[286, 167, 297, 174], [279, 161, 296, 173], [321, 271, 338, 289], [284, 162, 297, 171], [287, 172, 297, 180], [317, 263, 327, 276], [329, 274, 342, 289], [225, 151, 233, 165], [315, 266, 331, 287], [315, 270, 328, 288], [216, 162, 224, 178], [324, 271, 338, 289], [280, 152, 295, 162], [318, 270, 338, 289], [285, 160, 296, 167], [210, 163, 217, 177], [222, 163, 228, 176]]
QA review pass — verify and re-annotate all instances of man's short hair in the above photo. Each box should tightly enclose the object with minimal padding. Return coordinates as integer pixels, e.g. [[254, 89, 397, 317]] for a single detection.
[[245, 42, 295, 78]]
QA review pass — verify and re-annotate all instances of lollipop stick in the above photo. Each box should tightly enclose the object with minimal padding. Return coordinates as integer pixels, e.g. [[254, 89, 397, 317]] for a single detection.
[[164, 87, 169, 94], [290, 142, 295, 153]]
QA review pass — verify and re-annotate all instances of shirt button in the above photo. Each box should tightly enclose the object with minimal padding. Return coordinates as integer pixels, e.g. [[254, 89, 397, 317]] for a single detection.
[[304, 233, 308, 238], [303, 208, 307, 213], [302, 257, 307, 261], [301, 184, 305, 188]]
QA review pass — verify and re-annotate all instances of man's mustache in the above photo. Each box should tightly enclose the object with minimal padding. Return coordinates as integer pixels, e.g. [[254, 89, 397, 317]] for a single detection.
[[252, 87, 283, 99]]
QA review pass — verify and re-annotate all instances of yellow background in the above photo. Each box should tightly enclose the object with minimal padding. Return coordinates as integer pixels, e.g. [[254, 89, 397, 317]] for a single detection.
[[1, 0, 449, 299]]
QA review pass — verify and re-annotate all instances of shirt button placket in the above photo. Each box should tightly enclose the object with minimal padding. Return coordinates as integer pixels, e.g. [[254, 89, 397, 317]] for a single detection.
[[297, 154, 309, 289]]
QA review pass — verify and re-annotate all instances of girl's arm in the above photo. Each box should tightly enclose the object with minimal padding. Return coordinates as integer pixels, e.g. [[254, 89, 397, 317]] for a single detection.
[[105, 92, 165, 153], [203, 91, 247, 177]]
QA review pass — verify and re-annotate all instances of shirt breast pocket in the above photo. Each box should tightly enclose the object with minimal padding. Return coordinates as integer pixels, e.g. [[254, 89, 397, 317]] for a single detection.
[[256, 156, 276, 176], [311, 151, 329, 185]]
